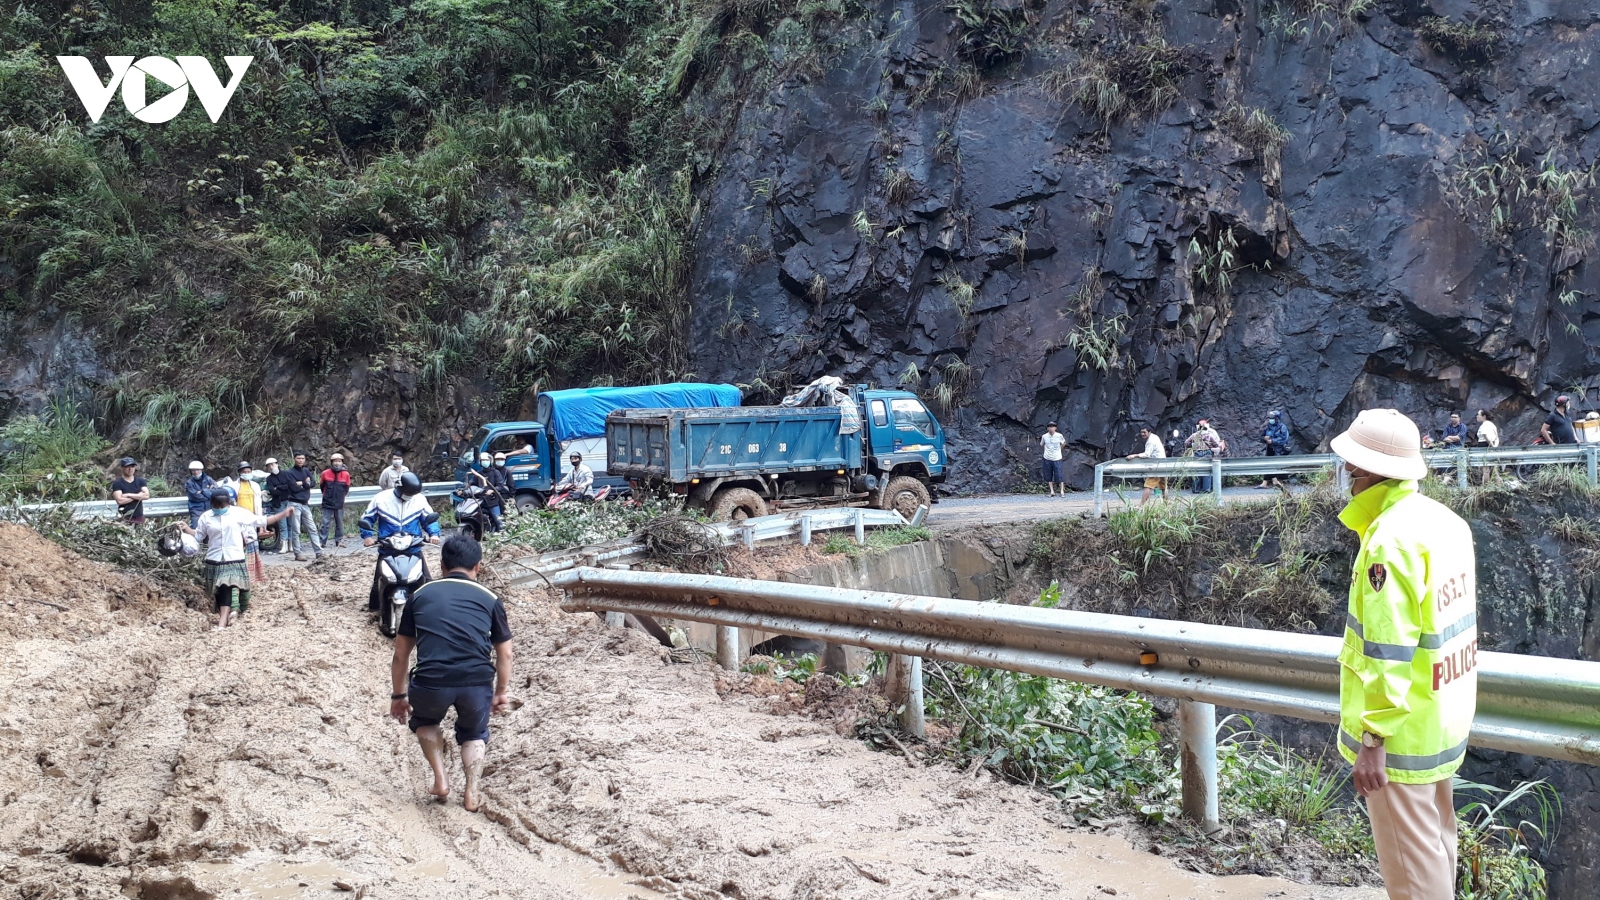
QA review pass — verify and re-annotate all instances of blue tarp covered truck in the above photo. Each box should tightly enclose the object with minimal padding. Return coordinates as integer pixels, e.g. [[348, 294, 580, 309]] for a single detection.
[[606, 386, 947, 520], [456, 383, 741, 508]]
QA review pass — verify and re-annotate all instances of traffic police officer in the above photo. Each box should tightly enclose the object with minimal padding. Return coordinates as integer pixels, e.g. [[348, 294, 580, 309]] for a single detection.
[[1331, 409, 1478, 900]]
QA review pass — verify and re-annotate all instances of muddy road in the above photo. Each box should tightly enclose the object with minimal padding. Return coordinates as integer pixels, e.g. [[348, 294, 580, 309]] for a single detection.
[[0, 523, 1378, 899]]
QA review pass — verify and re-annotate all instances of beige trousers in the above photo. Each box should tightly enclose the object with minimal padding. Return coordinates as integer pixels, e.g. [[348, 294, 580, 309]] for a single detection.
[[1365, 778, 1457, 900]]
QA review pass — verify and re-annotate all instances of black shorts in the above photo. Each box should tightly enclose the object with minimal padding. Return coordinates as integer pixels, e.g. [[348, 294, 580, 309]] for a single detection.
[[1043, 459, 1065, 482], [408, 683, 494, 744]]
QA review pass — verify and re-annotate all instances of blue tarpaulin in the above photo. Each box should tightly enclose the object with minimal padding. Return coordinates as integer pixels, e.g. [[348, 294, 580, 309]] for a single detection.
[[537, 383, 742, 442]]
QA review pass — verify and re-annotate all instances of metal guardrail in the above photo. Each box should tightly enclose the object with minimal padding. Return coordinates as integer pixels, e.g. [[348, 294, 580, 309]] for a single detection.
[[14, 482, 459, 520], [1093, 444, 1600, 516], [553, 569, 1600, 831], [506, 506, 919, 582]]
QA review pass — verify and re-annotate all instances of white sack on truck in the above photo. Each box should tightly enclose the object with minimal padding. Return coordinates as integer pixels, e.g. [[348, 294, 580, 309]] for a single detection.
[[780, 376, 861, 434]]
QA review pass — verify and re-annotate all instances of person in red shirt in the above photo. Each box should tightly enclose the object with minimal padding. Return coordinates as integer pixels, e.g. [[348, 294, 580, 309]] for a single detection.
[[320, 452, 354, 547]]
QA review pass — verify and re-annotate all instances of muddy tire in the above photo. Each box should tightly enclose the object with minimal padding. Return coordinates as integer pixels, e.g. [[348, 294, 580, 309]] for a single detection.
[[708, 487, 768, 522], [515, 492, 544, 512], [878, 476, 931, 521]]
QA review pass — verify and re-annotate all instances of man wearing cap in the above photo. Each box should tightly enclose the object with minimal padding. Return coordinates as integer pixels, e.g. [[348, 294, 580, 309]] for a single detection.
[[1541, 395, 1577, 446], [1331, 409, 1478, 900], [320, 453, 353, 547], [553, 452, 594, 498], [110, 458, 150, 524], [183, 461, 218, 528], [1258, 411, 1291, 489]]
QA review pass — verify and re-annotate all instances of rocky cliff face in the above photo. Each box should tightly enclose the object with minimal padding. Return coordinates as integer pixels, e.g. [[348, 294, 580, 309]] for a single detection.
[[687, 0, 1600, 491]]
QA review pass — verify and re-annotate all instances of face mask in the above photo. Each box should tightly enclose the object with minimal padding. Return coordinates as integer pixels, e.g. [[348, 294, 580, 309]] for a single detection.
[[494, 461, 504, 468], [333, 464, 345, 471]]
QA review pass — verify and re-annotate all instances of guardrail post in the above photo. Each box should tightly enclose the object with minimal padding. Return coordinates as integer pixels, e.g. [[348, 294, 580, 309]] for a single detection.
[[886, 654, 926, 739], [1457, 448, 1469, 489], [855, 508, 865, 545], [1179, 700, 1221, 835], [716, 626, 740, 670], [1093, 464, 1106, 518], [800, 515, 812, 546], [742, 525, 755, 551], [1211, 456, 1223, 502], [604, 611, 625, 629], [1588, 447, 1598, 488], [909, 505, 928, 527]]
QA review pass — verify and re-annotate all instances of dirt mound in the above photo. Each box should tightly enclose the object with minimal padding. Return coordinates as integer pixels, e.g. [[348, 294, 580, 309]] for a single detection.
[[0, 522, 196, 629]]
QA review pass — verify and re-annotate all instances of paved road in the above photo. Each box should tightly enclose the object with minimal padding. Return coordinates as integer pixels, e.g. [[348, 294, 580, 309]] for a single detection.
[[930, 484, 1305, 528]]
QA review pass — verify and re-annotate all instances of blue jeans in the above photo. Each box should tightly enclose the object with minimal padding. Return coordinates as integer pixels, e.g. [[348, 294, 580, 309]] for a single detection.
[[408, 683, 494, 744], [1192, 451, 1214, 493]]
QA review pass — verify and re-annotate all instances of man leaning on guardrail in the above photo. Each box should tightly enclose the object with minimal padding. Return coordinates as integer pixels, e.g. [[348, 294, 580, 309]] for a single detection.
[[1331, 409, 1478, 900]]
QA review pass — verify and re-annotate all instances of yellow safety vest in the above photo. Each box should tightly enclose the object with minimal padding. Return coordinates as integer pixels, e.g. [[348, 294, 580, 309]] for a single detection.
[[1336, 479, 1477, 784]]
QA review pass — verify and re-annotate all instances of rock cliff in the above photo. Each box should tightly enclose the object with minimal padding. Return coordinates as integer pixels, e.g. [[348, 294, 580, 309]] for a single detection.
[[687, 0, 1600, 490]]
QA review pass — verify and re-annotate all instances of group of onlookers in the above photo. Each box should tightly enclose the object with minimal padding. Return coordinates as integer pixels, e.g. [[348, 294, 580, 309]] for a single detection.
[[111, 451, 415, 559], [1036, 395, 1594, 504]]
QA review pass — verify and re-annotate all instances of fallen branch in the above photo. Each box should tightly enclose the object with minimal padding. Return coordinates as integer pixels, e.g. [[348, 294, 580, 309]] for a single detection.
[[25, 598, 68, 611]]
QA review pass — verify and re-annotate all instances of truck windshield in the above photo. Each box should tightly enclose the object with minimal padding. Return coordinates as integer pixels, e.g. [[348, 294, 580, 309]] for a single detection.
[[891, 399, 936, 439]]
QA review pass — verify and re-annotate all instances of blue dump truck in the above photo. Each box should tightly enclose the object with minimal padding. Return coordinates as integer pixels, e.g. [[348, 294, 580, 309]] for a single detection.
[[455, 383, 742, 509], [606, 386, 947, 520]]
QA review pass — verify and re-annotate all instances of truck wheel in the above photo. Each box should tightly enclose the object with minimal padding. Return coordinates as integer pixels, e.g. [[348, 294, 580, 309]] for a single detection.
[[879, 476, 931, 520], [708, 487, 768, 522], [515, 492, 544, 512]]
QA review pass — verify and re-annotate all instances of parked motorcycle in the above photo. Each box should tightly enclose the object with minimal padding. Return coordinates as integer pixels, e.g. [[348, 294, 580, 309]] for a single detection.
[[372, 517, 437, 638]]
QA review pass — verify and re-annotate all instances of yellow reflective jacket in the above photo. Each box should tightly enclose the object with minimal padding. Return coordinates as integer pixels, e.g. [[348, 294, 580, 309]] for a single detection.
[[1336, 479, 1478, 784]]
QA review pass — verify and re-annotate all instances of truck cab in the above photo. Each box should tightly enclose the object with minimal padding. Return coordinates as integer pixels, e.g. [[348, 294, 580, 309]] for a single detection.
[[456, 422, 555, 510], [857, 388, 947, 485]]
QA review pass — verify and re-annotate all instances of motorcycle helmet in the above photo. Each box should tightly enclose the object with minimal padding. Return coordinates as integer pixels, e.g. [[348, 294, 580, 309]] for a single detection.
[[398, 471, 423, 498], [478, 453, 492, 466]]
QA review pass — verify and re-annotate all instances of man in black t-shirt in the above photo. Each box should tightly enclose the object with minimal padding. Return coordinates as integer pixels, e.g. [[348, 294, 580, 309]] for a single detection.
[[389, 535, 513, 813], [1541, 394, 1578, 445], [110, 457, 150, 524]]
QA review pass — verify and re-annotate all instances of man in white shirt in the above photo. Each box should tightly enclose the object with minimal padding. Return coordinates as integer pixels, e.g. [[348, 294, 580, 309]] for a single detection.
[[1040, 423, 1067, 496], [1125, 426, 1167, 506], [182, 490, 291, 628], [554, 453, 595, 498], [378, 455, 410, 491]]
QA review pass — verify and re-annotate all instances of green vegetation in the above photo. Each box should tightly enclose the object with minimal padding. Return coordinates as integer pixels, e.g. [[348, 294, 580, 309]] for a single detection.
[[1457, 779, 1559, 899], [925, 664, 1165, 799], [1217, 103, 1291, 164], [1068, 38, 1189, 123], [947, 0, 1036, 69], [1416, 17, 1500, 64], [489, 495, 687, 554], [1031, 488, 1344, 630], [0, 398, 109, 501], [914, 648, 1376, 879], [742, 651, 821, 683], [818, 525, 931, 558], [0, 0, 865, 466], [1446, 135, 1597, 258]]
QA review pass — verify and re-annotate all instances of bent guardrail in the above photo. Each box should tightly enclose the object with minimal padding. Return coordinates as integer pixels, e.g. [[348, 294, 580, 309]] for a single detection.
[[552, 568, 1600, 831], [14, 482, 459, 520], [1093, 444, 1600, 516]]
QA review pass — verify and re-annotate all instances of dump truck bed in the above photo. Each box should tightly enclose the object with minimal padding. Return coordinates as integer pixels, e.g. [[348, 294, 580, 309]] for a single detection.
[[607, 406, 861, 482]]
